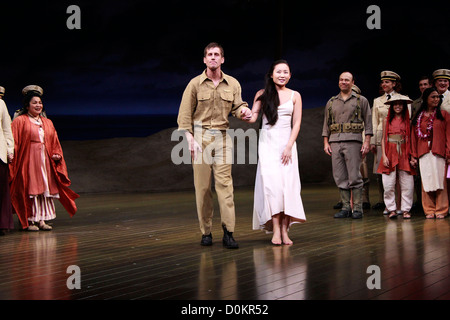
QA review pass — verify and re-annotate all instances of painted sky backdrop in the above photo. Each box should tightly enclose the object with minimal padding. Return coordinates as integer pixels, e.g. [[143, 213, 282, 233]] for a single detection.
[[0, 0, 449, 116]]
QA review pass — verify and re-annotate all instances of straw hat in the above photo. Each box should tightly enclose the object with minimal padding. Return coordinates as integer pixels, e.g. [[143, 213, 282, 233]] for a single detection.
[[384, 94, 413, 105]]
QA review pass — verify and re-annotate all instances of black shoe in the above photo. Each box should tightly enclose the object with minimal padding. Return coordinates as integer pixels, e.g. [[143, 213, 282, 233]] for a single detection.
[[372, 202, 385, 210], [200, 233, 212, 246], [222, 225, 239, 249], [334, 210, 351, 218], [352, 211, 363, 219], [333, 201, 343, 209]]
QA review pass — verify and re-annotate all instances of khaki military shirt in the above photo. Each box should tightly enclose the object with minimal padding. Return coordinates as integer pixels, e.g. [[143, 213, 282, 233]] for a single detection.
[[411, 97, 423, 120], [177, 70, 248, 134], [322, 91, 373, 143], [371, 92, 397, 146], [440, 90, 450, 114]]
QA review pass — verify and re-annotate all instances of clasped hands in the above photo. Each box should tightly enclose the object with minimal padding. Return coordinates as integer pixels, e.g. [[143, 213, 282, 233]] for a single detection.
[[240, 107, 252, 121]]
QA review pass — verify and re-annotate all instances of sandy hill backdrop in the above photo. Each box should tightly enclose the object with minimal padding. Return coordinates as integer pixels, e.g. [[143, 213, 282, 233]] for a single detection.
[[61, 106, 375, 194]]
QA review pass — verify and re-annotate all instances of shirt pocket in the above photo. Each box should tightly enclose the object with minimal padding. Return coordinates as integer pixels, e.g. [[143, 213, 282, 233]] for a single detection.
[[197, 91, 211, 102], [196, 91, 211, 112], [220, 91, 234, 102], [220, 91, 234, 112]]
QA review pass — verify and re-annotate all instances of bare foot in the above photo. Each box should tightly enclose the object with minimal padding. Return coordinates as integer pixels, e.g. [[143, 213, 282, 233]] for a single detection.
[[271, 231, 282, 245], [282, 232, 293, 245]]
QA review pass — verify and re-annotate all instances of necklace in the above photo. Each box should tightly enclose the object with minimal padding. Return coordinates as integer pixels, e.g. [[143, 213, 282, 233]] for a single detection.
[[416, 109, 436, 139]]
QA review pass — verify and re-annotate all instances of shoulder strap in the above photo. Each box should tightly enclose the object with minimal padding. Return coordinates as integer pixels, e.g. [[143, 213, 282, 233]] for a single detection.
[[350, 94, 362, 122], [328, 95, 338, 125]]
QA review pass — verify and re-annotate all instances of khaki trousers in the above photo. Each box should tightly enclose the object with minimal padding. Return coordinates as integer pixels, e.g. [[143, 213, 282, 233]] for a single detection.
[[330, 141, 364, 189], [193, 130, 235, 235]]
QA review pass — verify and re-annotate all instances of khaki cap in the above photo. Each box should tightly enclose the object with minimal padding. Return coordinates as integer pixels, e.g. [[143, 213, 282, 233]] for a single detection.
[[22, 85, 44, 96], [432, 69, 450, 80], [0, 86, 4, 96], [381, 71, 400, 81], [384, 94, 413, 105]]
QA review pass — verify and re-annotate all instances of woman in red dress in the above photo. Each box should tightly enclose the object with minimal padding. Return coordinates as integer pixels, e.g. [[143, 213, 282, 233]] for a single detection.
[[377, 95, 416, 219], [9, 86, 79, 231]]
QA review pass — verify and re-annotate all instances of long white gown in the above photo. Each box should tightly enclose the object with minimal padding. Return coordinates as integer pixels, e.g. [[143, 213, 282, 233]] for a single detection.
[[253, 90, 306, 232]]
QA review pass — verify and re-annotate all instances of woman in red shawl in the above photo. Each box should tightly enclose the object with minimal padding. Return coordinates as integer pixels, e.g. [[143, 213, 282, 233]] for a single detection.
[[9, 86, 78, 231], [377, 95, 416, 219]]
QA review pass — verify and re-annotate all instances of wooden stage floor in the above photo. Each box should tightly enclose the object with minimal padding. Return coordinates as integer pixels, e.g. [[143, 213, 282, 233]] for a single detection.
[[0, 183, 449, 301]]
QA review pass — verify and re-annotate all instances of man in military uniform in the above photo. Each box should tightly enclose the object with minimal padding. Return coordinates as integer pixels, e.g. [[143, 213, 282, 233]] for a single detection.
[[411, 76, 432, 120], [177, 42, 251, 248], [432, 69, 450, 113], [322, 72, 373, 219], [432, 69, 450, 207]]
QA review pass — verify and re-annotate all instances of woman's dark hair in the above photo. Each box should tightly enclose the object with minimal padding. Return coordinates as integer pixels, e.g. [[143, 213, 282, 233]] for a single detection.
[[411, 87, 443, 126], [17, 91, 44, 116], [388, 101, 408, 123], [257, 59, 290, 126]]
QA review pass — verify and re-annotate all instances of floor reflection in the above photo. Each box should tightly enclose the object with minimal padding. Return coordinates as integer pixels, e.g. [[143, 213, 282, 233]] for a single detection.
[[422, 220, 450, 293], [6, 232, 79, 300], [197, 251, 238, 300], [253, 245, 307, 299]]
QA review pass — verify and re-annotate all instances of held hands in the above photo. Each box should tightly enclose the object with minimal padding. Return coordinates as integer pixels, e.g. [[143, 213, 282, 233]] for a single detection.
[[410, 158, 418, 168], [52, 154, 62, 161], [240, 107, 252, 121]]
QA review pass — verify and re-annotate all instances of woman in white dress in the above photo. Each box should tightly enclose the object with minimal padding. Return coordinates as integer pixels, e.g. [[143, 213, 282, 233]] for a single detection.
[[246, 60, 306, 245]]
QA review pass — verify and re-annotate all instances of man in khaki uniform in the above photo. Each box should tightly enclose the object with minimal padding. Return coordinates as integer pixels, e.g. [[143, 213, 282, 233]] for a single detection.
[[177, 42, 251, 248], [323, 72, 372, 219], [411, 76, 432, 119], [433, 69, 450, 113], [433, 69, 450, 207]]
